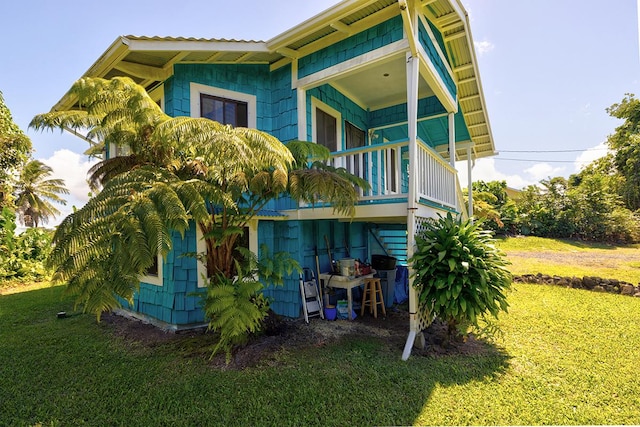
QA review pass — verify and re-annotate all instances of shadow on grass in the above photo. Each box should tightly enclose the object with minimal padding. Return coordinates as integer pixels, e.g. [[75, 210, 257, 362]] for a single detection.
[[293, 329, 511, 426]]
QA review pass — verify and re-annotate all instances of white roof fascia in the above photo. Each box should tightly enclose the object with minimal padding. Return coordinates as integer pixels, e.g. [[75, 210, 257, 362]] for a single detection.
[[453, 6, 496, 154], [53, 37, 131, 111], [447, 0, 468, 23], [123, 38, 270, 53], [267, 0, 381, 50]]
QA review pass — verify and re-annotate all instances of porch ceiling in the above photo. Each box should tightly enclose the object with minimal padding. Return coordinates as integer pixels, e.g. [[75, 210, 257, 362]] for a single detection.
[[51, 0, 495, 160], [331, 56, 435, 110]]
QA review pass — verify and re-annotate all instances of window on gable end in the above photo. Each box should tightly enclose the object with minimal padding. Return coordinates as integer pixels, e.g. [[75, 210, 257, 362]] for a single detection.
[[200, 94, 248, 127]]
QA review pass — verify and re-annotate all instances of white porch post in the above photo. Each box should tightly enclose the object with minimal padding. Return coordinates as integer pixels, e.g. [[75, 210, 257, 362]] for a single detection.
[[467, 146, 473, 218], [448, 112, 455, 168], [402, 49, 420, 361]]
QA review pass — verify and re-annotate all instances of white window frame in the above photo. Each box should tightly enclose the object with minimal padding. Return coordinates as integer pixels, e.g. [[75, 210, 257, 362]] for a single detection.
[[311, 97, 342, 152], [141, 253, 163, 287], [108, 143, 131, 159], [190, 82, 257, 128], [197, 220, 259, 288]]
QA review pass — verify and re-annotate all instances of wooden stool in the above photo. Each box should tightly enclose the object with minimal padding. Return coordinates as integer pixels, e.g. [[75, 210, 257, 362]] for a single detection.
[[360, 278, 386, 318]]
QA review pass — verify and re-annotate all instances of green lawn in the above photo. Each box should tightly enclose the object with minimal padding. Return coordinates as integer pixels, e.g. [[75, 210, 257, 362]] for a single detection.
[[497, 236, 640, 283], [2, 280, 640, 426]]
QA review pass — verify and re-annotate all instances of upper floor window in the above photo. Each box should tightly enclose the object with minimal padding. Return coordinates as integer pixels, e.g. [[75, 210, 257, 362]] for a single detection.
[[345, 121, 365, 150], [200, 94, 248, 127], [190, 83, 257, 128], [316, 108, 337, 152], [312, 98, 341, 153]]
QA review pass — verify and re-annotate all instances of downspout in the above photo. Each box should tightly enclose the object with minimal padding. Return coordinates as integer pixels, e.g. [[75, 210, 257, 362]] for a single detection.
[[401, 0, 420, 361], [448, 112, 455, 168], [467, 146, 474, 218]]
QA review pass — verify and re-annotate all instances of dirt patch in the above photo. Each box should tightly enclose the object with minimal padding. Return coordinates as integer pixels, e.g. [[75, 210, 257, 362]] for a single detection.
[[505, 250, 635, 269], [101, 306, 498, 370]]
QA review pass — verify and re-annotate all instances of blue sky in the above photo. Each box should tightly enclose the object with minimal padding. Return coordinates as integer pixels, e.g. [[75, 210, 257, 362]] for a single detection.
[[1, 0, 639, 224]]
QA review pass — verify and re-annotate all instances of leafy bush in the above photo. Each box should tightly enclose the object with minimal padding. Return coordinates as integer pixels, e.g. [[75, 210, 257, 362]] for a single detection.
[[410, 213, 512, 342], [201, 245, 299, 363], [0, 207, 53, 281]]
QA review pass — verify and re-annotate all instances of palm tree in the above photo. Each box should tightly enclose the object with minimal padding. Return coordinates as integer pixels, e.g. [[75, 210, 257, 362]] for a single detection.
[[30, 77, 366, 319], [14, 160, 69, 227]]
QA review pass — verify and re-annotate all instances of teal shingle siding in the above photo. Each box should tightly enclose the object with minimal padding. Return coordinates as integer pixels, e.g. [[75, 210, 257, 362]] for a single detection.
[[298, 16, 404, 79], [369, 97, 469, 147], [128, 225, 205, 326], [418, 20, 456, 102], [269, 64, 297, 142], [306, 85, 368, 146]]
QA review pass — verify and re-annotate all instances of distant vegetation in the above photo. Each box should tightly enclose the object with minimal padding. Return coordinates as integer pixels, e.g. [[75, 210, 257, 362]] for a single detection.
[[0, 90, 66, 283], [467, 94, 640, 243]]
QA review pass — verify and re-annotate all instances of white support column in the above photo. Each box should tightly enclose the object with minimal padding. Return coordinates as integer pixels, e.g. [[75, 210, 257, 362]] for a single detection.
[[448, 112, 455, 168], [297, 87, 307, 141], [403, 49, 420, 362], [467, 146, 473, 218]]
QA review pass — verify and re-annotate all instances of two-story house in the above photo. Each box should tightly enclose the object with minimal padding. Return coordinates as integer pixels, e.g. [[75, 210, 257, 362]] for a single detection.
[[50, 0, 495, 357]]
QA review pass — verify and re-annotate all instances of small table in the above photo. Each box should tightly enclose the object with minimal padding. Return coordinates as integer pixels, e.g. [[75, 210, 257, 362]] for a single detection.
[[318, 273, 374, 320]]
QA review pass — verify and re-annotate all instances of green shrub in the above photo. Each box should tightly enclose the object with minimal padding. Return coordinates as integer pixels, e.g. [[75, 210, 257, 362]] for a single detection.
[[200, 245, 299, 363], [410, 213, 512, 342], [0, 207, 53, 281]]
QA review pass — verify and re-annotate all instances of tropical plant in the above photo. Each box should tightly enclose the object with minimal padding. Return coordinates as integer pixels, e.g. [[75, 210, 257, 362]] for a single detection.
[[14, 159, 69, 227], [470, 180, 519, 234], [0, 91, 32, 208], [30, 77, 364, 348], [410, 213, 512, 343], [0, 206, 53, 280], [606, 94, 640, 210], [201, 244, 300, 362]]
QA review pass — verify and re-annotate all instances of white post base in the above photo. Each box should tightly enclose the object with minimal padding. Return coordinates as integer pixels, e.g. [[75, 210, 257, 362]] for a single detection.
[[402, 330, 417, 361]]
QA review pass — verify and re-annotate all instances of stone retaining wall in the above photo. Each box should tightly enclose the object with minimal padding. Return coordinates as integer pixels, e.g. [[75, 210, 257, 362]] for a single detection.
[[513, 273, 640, 297]]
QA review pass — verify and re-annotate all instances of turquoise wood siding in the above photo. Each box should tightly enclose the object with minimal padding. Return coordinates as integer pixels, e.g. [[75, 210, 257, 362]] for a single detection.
[[269, 64, 298, 142], [122, 226, 205, 325], [418, 20, 457, 102], [298, 16, 404, 79], [261, 219, 370, 318], [369, 97, 469, 147], [166, 63, 297, 140], [306, 84, 368, 148]]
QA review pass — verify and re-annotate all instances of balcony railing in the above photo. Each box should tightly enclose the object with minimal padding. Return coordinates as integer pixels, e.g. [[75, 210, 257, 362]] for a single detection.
[[328, 139, 458, 209]]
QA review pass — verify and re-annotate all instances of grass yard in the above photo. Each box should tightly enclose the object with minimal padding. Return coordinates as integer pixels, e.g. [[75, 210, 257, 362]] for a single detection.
[[2, 277, 640, 426], [497, 236, 640, 283]]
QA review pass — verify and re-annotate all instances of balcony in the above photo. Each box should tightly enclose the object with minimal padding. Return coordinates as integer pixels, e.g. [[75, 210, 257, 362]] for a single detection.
[[329, 139, 458, 210]]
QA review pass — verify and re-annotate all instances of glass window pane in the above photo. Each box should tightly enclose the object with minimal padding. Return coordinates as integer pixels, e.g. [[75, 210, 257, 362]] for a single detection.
[[200, 94, 248, 126], [316, 109, 337, 152]]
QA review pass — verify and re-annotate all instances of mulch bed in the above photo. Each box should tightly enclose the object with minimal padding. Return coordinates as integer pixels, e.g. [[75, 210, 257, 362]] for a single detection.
[[100, 305, 497, 370]]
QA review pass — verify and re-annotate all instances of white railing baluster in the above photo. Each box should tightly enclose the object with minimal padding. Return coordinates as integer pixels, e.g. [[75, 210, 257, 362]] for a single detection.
[[325, 140, 457, 208]]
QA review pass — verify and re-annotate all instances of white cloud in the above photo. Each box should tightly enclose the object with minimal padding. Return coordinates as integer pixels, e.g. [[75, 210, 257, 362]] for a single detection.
[[457, 158, 530, 189], [573, 141, 609, 172], [38, 149, 98, 225], [523, 163, 566, 183], [456, 157, 565, 190], [474, 40, 495, 56], [456, 143, 611, 192]]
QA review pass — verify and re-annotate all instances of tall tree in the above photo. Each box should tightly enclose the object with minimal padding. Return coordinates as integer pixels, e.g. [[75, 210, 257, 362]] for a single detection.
[[0, 91, 33, 208], [30, 77, 366, 319], [606, 94, 640, 210], [14, 159, 69, 227]]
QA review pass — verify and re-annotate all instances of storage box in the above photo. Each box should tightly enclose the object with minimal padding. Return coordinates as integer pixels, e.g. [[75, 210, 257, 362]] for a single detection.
[[371, 254, 397, 270]]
